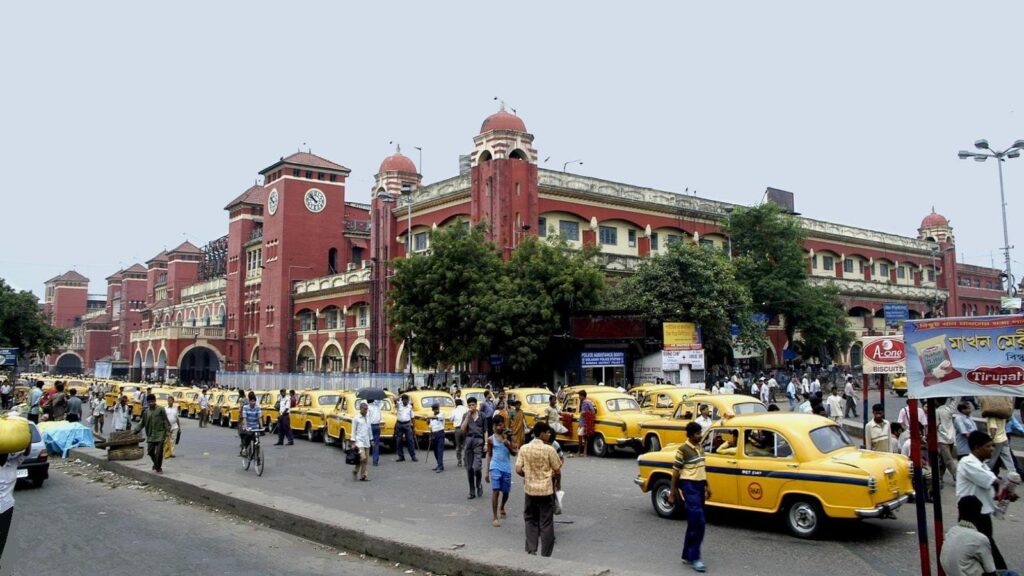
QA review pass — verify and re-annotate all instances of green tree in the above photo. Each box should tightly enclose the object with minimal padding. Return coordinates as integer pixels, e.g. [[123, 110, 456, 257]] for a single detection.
[[387, 224, 503, 368], [609, 242, 765, 365], [725, 202, 853, 362], [0, 278, 69, 360]]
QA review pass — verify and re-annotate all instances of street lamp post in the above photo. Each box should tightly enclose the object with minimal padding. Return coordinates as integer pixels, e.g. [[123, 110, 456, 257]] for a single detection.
[[958, 139, 1024, 296], [562, 159, 583, 172]]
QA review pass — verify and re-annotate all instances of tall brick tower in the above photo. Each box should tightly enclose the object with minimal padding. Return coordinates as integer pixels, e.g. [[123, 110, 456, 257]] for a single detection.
[[257, 152, 351, 372], [469, 104, 539, 259], [224, 184, 265, 372]]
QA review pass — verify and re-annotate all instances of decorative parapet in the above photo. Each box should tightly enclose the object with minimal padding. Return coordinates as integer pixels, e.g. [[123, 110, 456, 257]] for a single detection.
[[179, 278, 227, 300], [130, 325, 225, 343], [293, 267, 371, 297], [808, 276, 948, 303]]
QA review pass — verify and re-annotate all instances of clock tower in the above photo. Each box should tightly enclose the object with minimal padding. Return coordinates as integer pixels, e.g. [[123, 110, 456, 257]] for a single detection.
[[257, 151, 351, 372]]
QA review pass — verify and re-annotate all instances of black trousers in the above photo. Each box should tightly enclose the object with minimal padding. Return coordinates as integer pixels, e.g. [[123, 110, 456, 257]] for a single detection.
[[524, 493, 555, 557], [0, 507, 12, 570], [147, 440, 164, 471], [975, 512, 1006, 570]]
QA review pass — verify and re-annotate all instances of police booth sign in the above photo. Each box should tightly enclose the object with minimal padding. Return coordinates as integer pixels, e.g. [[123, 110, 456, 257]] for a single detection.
[[861, 337, 906, 374]]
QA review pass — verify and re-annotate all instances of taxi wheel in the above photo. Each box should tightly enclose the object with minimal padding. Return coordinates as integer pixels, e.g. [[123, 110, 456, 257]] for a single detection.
[[304, 422, 314, 441], [645, 435, 662, 453], [591, 434, 608, 458], [650, 478, 682, 518], [785, 497, 825, 539], [325, 432, 336, 446]]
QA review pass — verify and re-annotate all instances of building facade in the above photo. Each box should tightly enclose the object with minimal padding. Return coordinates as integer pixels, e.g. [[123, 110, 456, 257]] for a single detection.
[[42, 107, 1011, 382]]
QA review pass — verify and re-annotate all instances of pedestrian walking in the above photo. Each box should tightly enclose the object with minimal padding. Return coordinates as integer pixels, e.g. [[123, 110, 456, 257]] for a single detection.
[[865, 404, 892, 452], [198, 388, 210, 428], [935, 397, 959, 484], [843, 376, 858, 418], [667, 421, 710, 573], [576, 390, 596, 457], [462, 397, 485, 499], [986, 411, 1017, 477], [274, 389, 294, 446], [164, 396, 180, 459], [351, 401, 371, 481], [956, 431, 1015, 571], [0, 442, 31, 572], [428, 403, 446, 472], [132, 393, 169, 474], [898, 399, 928, 430], [785, 377, 797, 411], [90, 392, 105, 434], [65, 388, 83, 423], [481, 390, 496, 436], [758, 379, 771, 405], [486, 414, 515, 527], [826, 388, 844, 424], [544, 395, 561, 430], [394, 394, 417, 462], [368, 398, 382, 466], [27, 382, 43, 424], [515, 422, 562, 557], [50, 383, 68, 421], [0, 379, 11, 410], [508, 400, 526, 449], [112, 396, 131, 431], [451, 398, 468, 467], [953, 401, 977, 459]]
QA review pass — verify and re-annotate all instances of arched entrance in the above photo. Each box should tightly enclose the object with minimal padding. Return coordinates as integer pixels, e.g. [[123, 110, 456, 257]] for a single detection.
[[132, 351, 143, 382], [349, 342, 371, 373], [144, 349, 156, 381], [54, 353, 83, 375], [321, 343, 343, 373], [179, 346, 221, 385], [297, 344, 316, 373], [157, 350, 168, 383]]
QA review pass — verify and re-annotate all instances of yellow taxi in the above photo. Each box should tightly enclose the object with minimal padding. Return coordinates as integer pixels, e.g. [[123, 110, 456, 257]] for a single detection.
[[891, 375, 907, 397], [172, 389, 200, 418], [458, 387, 490, 406], [635, 413, 915, 538], [182, 388, 216, 420], [556, 389, 650, 457], [259, 391, 280, 428], [402, 390, 456, 448], [227, 391, 269, 428], [626, 383, 674, 402], [210, 391, 240, 426], [290, 390, 343, 441], [129, 387, 177, 418], [104, 383, 139, 409], [636, 386, 706, 418], [637, 394, 766, 452], [505, 387, 554, 429], [325, 393, 398, 448]]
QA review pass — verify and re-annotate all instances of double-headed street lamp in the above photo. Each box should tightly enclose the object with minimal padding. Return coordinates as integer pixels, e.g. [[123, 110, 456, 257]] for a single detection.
[[958, 139, 1024, 296]]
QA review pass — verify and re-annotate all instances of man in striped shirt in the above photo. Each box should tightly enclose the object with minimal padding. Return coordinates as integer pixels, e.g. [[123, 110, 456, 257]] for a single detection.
[[667, 421, 710, 573]]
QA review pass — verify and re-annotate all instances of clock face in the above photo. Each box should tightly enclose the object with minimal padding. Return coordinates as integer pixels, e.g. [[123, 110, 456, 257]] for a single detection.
[[304, 189, 327, 213], [267, 189, 279, 215]]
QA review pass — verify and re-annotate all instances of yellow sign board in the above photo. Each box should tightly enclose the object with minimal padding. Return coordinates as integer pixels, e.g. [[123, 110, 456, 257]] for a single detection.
[[663, 322, 701, 350]]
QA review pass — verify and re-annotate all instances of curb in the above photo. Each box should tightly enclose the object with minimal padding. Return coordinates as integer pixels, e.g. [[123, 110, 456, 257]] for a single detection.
[[71, 448, 636, 576]]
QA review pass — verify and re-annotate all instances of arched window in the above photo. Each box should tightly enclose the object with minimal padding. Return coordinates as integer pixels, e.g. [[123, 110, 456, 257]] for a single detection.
[[509, 149, 527, 160], [328, 248, 338, 274], [478, 150, 492, 162]]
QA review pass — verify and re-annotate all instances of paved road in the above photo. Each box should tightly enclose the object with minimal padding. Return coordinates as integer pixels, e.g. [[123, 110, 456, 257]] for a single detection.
[[96, 414, 1023, 576], [2, 463, 411, 576]]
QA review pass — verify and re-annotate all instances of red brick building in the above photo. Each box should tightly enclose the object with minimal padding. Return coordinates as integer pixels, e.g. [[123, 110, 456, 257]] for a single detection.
[[42, 107, 1011, 382]]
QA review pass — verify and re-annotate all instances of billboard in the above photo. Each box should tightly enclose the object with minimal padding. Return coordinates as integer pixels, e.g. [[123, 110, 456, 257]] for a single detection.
[[94, 361, 112, 379], [0, 348, 17, 367], [662, 349, 705, 371], [663, 322, 701, 350], [883, 303, 909, 327], [861, 336, 906, 374], [904, 315, 1024, 398]]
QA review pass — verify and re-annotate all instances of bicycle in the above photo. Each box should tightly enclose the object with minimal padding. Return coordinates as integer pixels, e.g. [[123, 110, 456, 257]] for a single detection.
[[241, 427, 265, 476]]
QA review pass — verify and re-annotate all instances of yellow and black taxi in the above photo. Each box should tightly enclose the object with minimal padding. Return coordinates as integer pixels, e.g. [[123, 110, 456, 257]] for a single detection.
[[227, 390, 274, 428], [172, 389, 200, 418], [458, 387, 490, 406], [211, 391, 240, 426], [505, 387, 554, 428], [638, 394, 766, 452], [259, 391, 280, 428], [129, 387, 178, 418], [556, 389, 649, 457], [290, 390, 342, 441], [104, 383, 139, 409], [635, 413, 915, 538], [325, 392, 397, 448], [636, 386, 706, 418], [891, 375, 907, 397], [402, 390, 456, 448], [626, 383, 674, 402]]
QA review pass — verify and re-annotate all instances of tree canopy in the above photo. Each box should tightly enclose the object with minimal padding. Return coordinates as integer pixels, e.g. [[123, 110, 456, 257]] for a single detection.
[[0, 278, 69, 360], [609, 242, 766, 366], [387, 225, 605, 377]]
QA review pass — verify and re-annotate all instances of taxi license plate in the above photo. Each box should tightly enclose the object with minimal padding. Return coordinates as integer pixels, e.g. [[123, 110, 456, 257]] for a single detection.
[[16, 469, 28, 479]]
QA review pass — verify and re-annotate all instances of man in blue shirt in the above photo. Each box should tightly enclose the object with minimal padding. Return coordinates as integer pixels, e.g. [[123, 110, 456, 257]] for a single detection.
[[240, 392, 262, 456], [481, 390, 496, 436], [486, 414, 515, 527]]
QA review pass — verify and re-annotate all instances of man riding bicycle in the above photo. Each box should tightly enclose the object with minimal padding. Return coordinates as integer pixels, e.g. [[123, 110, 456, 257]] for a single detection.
[[240, 392, 262, 456]]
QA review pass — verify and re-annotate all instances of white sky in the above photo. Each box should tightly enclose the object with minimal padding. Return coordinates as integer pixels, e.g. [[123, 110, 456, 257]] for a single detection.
[[2, 2, 1022, 296]]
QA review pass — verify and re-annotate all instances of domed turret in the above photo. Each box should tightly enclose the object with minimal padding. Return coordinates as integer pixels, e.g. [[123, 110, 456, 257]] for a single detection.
[[378, 144, 417, 174], [918, 207, 954, 243], [920, 209, 949, 229], [480, 103, 527, 134]]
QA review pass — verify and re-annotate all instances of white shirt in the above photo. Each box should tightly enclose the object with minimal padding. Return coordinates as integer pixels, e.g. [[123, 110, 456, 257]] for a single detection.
[[1, 453, 27, 514], [695, 415, 713, 433], [112, 404, 130, 429], [396, 403, 413, 423], [759, 384, 772, 404], [352, 414, 372, 448], [810, 379, 821, 394], [751, 382, 760, 396], [428, 412, 446, 433], [0, 384, 11, 395], [898, 405, 928, 430], [767, 377, 778, 390], [91, 397, 105, 417], [199, 393, 209, 409], [451, 405, 469, 428], [723, 381, 736, 394], [710, 385, 720, 395], [278, 396, 291, 415], [827, 395, 845, 421], [844, 381, 855, 397], [956, 453, 997, 514], [800, 378, 810, 394], [165, 406, 179, 431], [936, 402, 957, 445], [367, 401, 382, 425], [786, 382, 796, 398]]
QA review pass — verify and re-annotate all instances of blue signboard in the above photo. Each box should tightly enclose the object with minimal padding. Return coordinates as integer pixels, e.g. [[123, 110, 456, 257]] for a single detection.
[[752, 313, 770, 326], [581, 351, 625, 367], [0, 348, 17, 367], [884, 303, 909, 327], [489, 354, 503, 368]]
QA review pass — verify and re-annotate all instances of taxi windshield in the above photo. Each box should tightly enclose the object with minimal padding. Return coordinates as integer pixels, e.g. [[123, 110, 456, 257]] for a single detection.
[[318, 395, 339, 406], [604, 397, 641, 411], [526, 394, 551, 404], [420, 396, 455, 408], [809, 425, 854, 454], [732, 402, 767, 416]]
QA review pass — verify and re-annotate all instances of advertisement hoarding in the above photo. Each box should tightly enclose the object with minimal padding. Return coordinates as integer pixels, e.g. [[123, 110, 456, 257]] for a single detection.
[[663, 322, 701, 350], [861, 336, 906, 375], [904, 315, 1024, 399]]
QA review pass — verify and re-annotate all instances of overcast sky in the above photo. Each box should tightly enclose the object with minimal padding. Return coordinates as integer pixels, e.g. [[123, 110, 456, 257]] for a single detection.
[[3, 2, 1022, 297]]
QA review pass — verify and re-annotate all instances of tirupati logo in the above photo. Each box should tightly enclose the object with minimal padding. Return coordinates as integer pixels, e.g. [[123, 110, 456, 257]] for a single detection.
[[865, 338, 905, 363], [965, 366, 1024, 387]]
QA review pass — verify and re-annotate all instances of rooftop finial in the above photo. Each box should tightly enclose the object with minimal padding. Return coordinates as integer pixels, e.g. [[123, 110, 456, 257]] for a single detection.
[[931, 205, 936, 213], [396, 143, 401, 154]]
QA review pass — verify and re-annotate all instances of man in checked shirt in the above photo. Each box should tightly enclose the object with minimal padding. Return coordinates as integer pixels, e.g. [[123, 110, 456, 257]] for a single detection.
[[667, 421, 711, 573]]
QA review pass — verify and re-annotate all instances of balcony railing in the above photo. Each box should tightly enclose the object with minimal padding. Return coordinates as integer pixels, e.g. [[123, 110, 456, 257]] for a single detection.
[[344, 219, 371, 234], [808, 276, 948, 303], [249, 227, 263, 242], [179, 278, 227, 299], [130, 325, 226, 343]]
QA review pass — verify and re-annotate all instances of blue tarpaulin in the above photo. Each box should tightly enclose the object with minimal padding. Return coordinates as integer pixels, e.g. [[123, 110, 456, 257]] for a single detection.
[[38, 422, 95, 457]]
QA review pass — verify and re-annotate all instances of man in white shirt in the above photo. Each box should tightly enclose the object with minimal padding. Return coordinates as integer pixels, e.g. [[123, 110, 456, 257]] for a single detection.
[[800, 375, 810, 396], [0, 380, 11, 410], [722, 379, 736, 394], [759, 380, 772, 406], [352, 402, 372, 481], [709, 382, 720, 395], [785, 378, 798, 411], [694, 405, 713, 434], [428, 403, 447, 472], [935, 397, 959, 484], [367, 399, 383, 466], [826, 388, 844, 423], [274, 388, 294, 446], [956, 431, 1010, 571], [164, 396, 180, 459], [112, 396, 131, 431], [394, 394, 418, 462], [809, 377, 821, 396], [898, 399, 928, 431], [751, 379, 760, 398], [451, 398, 469, 467], [198, 388, 210, 428], [865, 404, 892, 452], [843, 377, 858, 418], [940, 496, 999, 576]]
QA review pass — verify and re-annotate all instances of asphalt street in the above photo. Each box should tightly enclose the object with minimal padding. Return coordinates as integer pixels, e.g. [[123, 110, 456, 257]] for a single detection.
[[80, 413, 1023, 576], [2, 462, 413, 576]]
